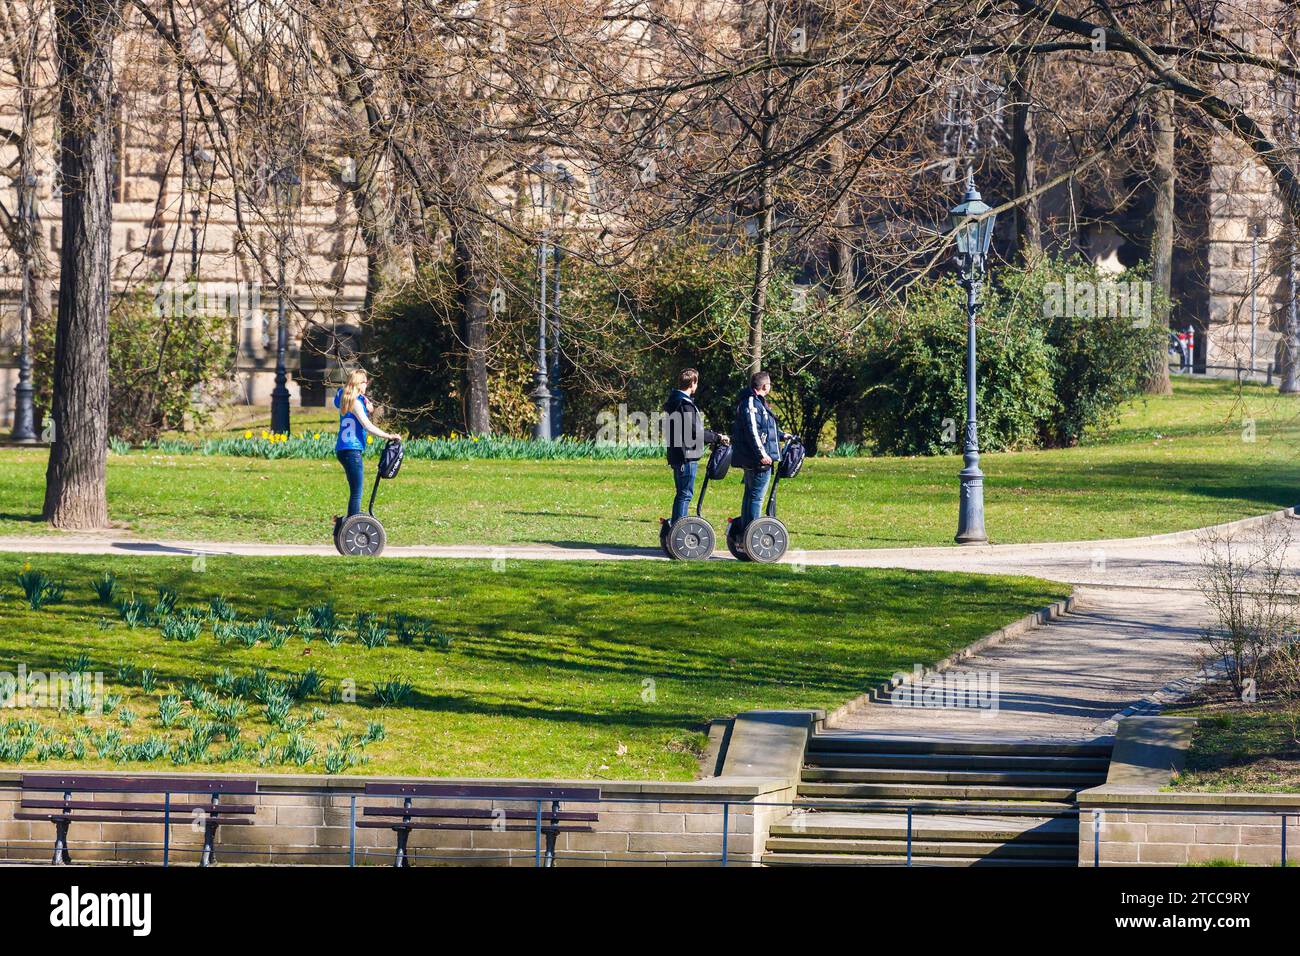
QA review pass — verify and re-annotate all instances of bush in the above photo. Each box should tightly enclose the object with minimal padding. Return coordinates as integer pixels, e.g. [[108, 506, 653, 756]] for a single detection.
[[1010, 257, 1166, 447], [860, 276, 1056, 456], [33, 286, 231, 442], [856, 258, 1163, 456]]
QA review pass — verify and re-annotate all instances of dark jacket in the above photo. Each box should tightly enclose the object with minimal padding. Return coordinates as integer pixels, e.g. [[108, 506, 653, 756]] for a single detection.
[[730, 388, 781, 470], [663, 389, 718, 466]]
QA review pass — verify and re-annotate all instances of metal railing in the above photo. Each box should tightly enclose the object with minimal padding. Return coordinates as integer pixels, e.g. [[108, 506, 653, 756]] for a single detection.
[[5, 786, 1292, 867], [1089, 807, 1296, 868]]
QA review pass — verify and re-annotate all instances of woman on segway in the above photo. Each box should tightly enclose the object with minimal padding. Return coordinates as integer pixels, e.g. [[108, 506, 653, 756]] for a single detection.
[[334, 369, 400, 533]]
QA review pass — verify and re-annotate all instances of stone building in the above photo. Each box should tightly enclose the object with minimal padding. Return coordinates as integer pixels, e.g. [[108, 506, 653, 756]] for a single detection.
[[2, 0, 1297, 433]]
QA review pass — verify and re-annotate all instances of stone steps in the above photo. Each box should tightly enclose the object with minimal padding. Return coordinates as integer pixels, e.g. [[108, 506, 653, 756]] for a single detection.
[[762, 851, 1076, 867], [797, 781, 1083, 801], [801, 767, 1107, 787], [765, 837, 1077, 860], [804, 751, 1110, 772], [762, 733, 1112, 867]]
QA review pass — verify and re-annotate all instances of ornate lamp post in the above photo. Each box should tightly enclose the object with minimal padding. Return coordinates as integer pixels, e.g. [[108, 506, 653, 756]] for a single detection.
[[10, 173, 38, 443], [269, 166, 300, 436], [949, 172, 997, 545], [527, 159, 573, 440], [549, 163, 574, 438]]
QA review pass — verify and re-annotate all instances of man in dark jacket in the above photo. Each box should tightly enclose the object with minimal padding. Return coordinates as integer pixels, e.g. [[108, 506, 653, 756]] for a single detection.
[[664, 368, 727, 522], [729, 370, 790, 530]]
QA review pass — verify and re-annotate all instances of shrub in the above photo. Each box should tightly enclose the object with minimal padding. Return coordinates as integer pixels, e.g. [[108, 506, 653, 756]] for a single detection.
[[34, 287, 233, 443], [1004, 257, 1165, 447], [860, 277, 1056, 455]]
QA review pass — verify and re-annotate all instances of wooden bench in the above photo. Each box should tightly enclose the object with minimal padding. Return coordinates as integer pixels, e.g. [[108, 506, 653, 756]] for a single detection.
[[16, 774, 258, 866], [358, 783, 601, 867]]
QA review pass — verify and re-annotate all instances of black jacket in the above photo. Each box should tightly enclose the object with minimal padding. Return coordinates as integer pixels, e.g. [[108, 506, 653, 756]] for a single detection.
[[663, 390, 718, 466], [730, 388, 782, 470]]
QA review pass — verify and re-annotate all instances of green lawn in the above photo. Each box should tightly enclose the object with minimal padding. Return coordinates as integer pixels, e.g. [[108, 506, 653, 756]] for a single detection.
[[1168, 711, 1300, 794], [0, 554, 1066, 779], [2, 378, 1297, 548]]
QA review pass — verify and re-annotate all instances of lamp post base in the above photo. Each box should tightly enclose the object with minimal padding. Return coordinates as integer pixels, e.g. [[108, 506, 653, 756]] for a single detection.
[[270, 386, 291, 437], [531, 376, 552, 441], [9, 381, 36, 443], [955, 466, 987, 546]]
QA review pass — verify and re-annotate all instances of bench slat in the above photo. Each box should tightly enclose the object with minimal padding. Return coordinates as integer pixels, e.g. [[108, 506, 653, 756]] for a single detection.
[[21, 798, 255, 814], [362, 782, 600, 802], [20, 774, 258, 795], [15, 812, 252, 826], [362, 806, 597, 822]]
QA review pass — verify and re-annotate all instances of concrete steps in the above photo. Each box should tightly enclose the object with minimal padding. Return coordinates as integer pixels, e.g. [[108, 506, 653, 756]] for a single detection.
[[762, 734, 1112, 867], [801, 767, 1108, 787], [762, 852, 1076, 867]]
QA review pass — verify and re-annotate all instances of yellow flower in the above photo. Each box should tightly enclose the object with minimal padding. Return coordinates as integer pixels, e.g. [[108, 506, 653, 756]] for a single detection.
[[366, 435, 372, 444], [244, 431, 252, 439], [260, 430, 268, 439]]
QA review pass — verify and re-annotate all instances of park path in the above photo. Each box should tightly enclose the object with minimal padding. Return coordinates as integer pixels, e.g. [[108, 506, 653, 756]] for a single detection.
[[2, 506, 1295, 738]]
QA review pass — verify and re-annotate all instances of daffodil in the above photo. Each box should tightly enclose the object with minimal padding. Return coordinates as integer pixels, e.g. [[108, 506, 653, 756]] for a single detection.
[[244, 431, 252, 439]]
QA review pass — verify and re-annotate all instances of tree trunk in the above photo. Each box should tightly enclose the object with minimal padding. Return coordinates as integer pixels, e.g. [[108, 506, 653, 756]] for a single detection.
[[43, 0, 119, 529], [827, 36, 854, 302], [1009, 52, 1041, 260], [450, 210, 492, 434], [1147, 69, 1176, 395], [748, 0, 778, 375]]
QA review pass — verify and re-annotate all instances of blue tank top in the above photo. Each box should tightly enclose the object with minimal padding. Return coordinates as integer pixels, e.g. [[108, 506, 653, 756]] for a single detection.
[[335, 389, 369, 451]]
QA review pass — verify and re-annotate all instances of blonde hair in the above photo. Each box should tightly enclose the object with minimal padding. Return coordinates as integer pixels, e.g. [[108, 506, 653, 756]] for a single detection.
[[339, 368, 368, 417]]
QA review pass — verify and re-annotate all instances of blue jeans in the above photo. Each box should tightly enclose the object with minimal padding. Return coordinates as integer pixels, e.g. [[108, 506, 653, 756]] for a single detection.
[[741, 467, 771, 528], [671, 460, 698, 522], [337, 450, 364, 517]]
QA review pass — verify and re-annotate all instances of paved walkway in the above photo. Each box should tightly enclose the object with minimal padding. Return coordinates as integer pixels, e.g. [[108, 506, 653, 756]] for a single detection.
[[829, 586, 1208, 739], [3, 507, 1295, 740]]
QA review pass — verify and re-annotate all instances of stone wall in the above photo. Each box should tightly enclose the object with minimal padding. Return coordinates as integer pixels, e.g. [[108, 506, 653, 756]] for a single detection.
[[1078, 792, 1298, 867], [0, 771, 795, 867]]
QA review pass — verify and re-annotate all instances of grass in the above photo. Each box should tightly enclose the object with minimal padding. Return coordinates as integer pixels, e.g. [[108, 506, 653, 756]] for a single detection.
[[1166, 706, 1300, 794], [2, 378, 1297, 548], [0, 554, 1067, 779]]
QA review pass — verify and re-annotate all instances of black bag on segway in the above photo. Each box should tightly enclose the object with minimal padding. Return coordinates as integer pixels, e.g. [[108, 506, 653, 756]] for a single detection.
[[378, 438, 404, 480], [706, 441, 733, 480], [777, 438, 804, 479]]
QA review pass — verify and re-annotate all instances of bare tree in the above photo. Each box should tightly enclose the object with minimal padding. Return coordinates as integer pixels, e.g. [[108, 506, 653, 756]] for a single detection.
[[42, 0, 125, 529]]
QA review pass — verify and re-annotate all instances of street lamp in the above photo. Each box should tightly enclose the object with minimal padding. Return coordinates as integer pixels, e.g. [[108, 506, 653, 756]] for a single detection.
[[949, 171, 997, 545], [9, 173, 38, 443], [548, 163, 575, 438], [269, 166, 300, 436], [527, 159, 573, 440]]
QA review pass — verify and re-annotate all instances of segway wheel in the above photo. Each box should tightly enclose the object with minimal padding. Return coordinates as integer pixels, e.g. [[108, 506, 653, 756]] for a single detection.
[[726, 519, 751, 561], [667, 517, 715, 561], [743, 517, 788, 563], [337, 514, 387, 557], [659, 519, 676, 560]]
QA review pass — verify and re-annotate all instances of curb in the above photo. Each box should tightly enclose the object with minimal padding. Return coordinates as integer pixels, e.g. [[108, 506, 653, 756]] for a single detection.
[[820, 593, 1077, 727]]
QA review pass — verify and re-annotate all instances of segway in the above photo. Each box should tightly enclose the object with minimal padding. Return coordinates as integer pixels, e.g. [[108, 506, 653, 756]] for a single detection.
[[660, 441, 731, 561], [335, 438, 404, 556], [728, 437, 804, 563]]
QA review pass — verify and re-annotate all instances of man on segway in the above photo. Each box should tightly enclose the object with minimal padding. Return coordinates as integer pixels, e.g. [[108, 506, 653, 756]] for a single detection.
[[729, 370, 791, 534], [663, 368, 728, 523]]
